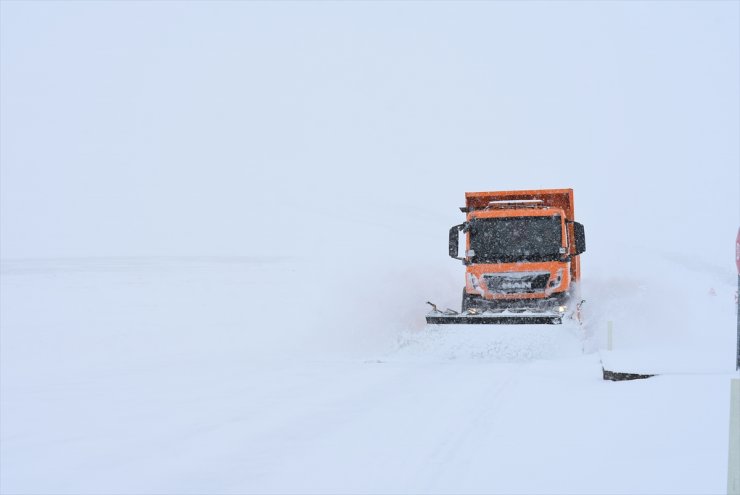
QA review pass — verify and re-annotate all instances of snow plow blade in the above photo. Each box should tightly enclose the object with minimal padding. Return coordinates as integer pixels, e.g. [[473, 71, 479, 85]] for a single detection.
[[426, 313, 562, 325], [425, 302, 564, 325]]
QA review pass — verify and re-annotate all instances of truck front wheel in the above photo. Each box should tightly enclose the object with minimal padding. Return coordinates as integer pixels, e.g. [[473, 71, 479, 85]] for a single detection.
[[461, 288, 480, 312]]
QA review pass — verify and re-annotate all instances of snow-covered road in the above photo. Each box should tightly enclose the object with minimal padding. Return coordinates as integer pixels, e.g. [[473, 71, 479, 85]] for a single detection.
[[1, 257, 736, 494]]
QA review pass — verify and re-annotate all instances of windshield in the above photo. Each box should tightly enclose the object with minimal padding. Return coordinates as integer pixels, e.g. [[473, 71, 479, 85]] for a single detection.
[[469, 215, 563, 262]]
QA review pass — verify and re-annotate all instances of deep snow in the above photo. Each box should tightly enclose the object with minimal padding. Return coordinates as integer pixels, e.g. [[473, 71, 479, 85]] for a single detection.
[[1, 251, 737, 494]]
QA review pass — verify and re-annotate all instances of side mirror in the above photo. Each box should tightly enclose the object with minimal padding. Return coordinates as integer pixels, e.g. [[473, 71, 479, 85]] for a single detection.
[[449, 224, 465, 260], [573, 222, 586, 255]]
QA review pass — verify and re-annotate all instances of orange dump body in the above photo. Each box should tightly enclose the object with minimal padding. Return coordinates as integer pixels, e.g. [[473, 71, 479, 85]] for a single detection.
[[461, 189, 581, 304]]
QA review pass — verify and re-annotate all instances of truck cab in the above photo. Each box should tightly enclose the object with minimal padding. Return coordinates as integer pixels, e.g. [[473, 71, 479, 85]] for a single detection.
[[449, 189, 586, 315]]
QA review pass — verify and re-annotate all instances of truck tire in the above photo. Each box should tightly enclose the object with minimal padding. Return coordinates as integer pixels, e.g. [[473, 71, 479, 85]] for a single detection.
[[461, 288, 479, 312]]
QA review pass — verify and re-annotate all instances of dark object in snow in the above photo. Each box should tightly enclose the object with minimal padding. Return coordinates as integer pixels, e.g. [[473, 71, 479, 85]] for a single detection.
[[601, 367, 655, 382]]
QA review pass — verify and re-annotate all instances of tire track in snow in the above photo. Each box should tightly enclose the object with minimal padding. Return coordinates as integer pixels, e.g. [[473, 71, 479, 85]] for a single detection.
[[414, 364, 520, 492]]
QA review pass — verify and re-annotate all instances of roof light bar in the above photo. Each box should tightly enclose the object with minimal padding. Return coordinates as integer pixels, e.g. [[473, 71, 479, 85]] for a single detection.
[[487, 199, 544, 205]]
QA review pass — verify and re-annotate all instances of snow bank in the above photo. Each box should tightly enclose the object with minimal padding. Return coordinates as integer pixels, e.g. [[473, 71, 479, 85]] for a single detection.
[[394, 323, 585, 363]]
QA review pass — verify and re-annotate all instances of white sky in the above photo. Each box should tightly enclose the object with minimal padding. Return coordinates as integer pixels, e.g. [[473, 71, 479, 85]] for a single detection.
[[1, 1, 738, 262]]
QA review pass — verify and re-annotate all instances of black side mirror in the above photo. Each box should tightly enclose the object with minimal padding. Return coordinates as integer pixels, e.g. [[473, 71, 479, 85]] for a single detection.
[[449, 224, 465, 260], [573, 222, 586, 255]]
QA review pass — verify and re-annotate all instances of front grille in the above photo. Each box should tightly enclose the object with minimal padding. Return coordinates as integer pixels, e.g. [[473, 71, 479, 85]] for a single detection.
[[483, 272, 550, 294]]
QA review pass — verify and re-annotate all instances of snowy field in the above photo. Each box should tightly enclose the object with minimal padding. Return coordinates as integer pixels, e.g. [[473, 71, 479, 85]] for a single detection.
[[1, 251, 737, 494], [2, 1, 739, 494]]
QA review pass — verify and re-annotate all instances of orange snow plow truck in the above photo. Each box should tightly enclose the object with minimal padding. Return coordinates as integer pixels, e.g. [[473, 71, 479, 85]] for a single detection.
[[426, 189, 586, 325]]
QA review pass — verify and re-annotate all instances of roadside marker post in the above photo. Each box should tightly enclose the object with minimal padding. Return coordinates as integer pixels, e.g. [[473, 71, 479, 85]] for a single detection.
[[735, 227, 739, 371], [729, 379, 740, 495]]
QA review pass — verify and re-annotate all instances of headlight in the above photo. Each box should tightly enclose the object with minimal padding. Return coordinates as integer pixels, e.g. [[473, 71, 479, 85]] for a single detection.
[[557, 305, 567, 313], [466, 273, 485, 295], [548, 269, 564, 289]]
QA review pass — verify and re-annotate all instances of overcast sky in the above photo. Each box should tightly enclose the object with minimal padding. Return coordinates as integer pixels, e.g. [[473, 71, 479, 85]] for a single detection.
[[1, 1, 738, 263]]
